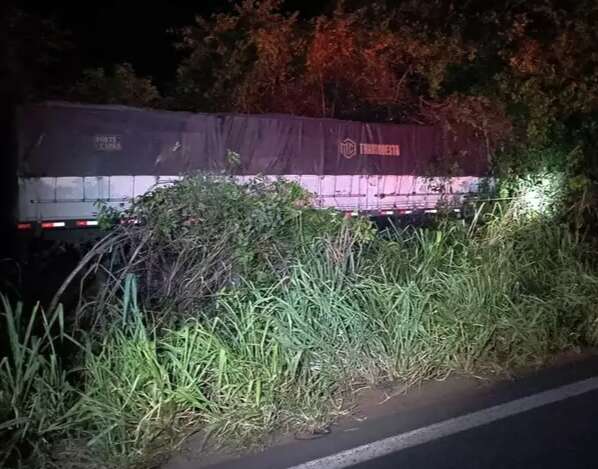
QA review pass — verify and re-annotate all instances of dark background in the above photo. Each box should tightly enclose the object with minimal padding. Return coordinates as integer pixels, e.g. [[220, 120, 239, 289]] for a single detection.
[[16, 0, 325, 89]]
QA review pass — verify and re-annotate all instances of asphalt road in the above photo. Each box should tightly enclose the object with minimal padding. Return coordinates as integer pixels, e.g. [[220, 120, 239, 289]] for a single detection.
[[351, 388, 598, 469], [168, 354, 598, 469]]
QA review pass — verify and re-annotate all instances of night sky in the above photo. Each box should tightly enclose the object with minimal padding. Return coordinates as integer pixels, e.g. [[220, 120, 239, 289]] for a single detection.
[[20, 1, 325, 88]]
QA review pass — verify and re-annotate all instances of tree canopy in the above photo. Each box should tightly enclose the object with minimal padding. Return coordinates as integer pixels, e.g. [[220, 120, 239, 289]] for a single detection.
[[12, 0, 598, 182], [69, 63, 161, 108]]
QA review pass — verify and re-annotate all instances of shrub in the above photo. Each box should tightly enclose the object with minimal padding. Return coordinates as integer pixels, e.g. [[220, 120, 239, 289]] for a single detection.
[[7, 176, 598, 467], [62, 174, 373, 323]]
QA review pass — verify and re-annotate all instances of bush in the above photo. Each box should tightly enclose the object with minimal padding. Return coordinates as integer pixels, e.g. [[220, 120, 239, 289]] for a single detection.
[[77, 175, 372, 320], [6, 176, 598, 467], [66, 216, 598, 466]]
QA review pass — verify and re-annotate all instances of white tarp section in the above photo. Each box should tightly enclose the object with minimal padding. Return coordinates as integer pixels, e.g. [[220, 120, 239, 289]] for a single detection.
[[18, 175, 481, 222]]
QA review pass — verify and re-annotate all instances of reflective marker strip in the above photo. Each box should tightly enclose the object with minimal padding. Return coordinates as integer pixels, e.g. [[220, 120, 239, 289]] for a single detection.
[[76, 220, 99, 227], [17, 223, 32, 230], [382, 210, 394, 215], [425, 209, 438, 214], [41, 221, 66, 229], [350, 211, 359, 217]]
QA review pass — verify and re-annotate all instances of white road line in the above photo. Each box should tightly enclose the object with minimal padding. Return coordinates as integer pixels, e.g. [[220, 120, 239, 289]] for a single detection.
[[288, 376, 598, 469]]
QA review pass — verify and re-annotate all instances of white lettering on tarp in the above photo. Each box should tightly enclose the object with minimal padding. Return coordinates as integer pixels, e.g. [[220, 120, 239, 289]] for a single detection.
[[338, 139, 400, 158], [360, 143, 401, 156], [94, 135, 122, 151]]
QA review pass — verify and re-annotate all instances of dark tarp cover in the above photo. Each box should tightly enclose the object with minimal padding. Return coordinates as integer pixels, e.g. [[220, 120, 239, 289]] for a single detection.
[[17, 102, 488, 177]]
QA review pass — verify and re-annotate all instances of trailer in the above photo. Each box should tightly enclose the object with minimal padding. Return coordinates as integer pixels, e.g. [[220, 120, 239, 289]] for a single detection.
[[16, 101, 487, 235]]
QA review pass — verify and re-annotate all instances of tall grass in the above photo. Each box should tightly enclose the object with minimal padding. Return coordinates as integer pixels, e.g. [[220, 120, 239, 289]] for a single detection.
[[69, 217, 598, 465], [0, 297, 80, 467], [3, 206, 598, 467]]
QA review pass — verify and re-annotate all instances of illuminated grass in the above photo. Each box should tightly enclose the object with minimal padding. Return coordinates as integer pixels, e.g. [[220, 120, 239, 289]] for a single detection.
[[3, 214, 598, 467]]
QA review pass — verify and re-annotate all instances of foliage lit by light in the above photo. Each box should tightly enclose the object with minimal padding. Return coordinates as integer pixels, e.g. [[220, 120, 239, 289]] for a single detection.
[[512, 171, 565, 218]]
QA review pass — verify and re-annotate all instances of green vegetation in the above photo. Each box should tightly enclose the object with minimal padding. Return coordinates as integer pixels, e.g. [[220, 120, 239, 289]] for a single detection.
[[3, 177, 598, 468], [5, 2, 598, 465], [69, 63, 161, 108], [73, 175, 373, 318], [13, 1, 597, 185]]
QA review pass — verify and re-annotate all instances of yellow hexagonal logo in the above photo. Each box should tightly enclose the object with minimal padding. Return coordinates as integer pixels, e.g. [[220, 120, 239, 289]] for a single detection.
[[338, 138, 357, 159]]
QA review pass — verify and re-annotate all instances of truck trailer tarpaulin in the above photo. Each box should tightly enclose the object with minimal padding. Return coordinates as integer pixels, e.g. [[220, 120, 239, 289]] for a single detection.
[[16, 101, 488, 232]]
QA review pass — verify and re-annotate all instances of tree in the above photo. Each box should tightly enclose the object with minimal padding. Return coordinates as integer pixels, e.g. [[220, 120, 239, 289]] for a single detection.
[[69, 63, 161, 107], [175, 2, 471, 118], [174, 0, 306, 113], [498, 3, 598, 146], [173, 0, 511, 163], [1, 4, 72, 102], [302, 6, 474, 121]]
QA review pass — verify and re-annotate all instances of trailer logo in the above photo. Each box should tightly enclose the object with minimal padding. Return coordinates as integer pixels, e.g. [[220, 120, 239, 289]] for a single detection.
[[339, 138, 357, 159], [338, 138, 401, 159], [94, 135, 122, 152]]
